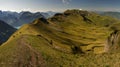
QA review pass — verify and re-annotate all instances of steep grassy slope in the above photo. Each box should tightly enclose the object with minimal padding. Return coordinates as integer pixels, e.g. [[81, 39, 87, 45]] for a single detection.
[[3, 35, 120, 67], [1, 9, 120, 67]]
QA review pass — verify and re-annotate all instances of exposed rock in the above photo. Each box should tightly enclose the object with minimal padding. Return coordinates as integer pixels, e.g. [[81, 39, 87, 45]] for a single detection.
[[106, 30, 120, 52]]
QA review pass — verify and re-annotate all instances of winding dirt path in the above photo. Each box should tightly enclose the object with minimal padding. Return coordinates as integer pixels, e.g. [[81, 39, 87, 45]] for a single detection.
[[17, 35, 46, 67]]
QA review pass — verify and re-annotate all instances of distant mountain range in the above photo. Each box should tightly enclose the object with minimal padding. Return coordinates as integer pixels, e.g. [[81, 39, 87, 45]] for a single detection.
[[95, 11, 120, 19], [0, 10, 56, 28], [0, 20, 16, 44], [1, 10, 120, 29]]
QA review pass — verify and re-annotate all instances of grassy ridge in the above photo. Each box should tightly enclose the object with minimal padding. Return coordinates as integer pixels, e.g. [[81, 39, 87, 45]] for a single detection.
[[1, 9, 120, 66]]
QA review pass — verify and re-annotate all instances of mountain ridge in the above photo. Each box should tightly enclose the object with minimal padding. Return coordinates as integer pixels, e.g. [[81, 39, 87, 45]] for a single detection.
[[1, 9, 120, 66], [0, 10, 56, 28]]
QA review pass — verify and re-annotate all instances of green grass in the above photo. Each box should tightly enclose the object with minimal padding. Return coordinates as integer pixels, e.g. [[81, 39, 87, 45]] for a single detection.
[[15, 35, 120, 66], [1, 9, 120, 67]]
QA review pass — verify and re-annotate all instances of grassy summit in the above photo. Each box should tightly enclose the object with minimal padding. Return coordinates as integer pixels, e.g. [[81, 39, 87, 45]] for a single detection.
[[1, 9, 120, 67]]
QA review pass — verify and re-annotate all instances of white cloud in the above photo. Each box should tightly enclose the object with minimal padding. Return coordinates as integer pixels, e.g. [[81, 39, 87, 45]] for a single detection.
[[62, 0, 72, 4], [22, 8, 31, 11]]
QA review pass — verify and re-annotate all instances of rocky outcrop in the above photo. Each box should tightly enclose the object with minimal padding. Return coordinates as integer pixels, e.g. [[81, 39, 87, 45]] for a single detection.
[[106, 30, 120, 52], [32, 18, 49, 25]]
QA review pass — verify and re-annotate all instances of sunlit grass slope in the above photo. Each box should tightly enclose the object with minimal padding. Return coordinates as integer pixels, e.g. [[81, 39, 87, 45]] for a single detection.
[[1, 9, 120, 67]]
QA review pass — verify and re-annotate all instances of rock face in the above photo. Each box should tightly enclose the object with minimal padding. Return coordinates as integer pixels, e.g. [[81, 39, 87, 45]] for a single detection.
[[0, 20, 16, 44], [106, 30, 120, 52], [104, 22, 120, 52]]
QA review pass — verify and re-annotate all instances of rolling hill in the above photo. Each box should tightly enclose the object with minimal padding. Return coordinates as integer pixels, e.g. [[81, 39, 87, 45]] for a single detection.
[[1, 9, 120, 67]]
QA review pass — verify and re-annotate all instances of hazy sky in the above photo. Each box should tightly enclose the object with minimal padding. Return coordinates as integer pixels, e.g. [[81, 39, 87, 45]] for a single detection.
[[0, 0, 120, 12]]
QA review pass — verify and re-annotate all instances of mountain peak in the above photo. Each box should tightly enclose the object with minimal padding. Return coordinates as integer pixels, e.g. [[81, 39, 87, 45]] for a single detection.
[[64, 9, 89, 16], [32, 17, 49, 25]]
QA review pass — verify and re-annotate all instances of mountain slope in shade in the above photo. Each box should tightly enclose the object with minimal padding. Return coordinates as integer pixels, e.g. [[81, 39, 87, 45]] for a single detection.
[[16, 11, 44, 27], [0, 20, 16, 44], [1, 9, 120, 66]]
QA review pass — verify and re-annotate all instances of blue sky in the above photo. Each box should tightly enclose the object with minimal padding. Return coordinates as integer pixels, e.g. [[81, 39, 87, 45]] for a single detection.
[[0, 0, 120, 12]]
